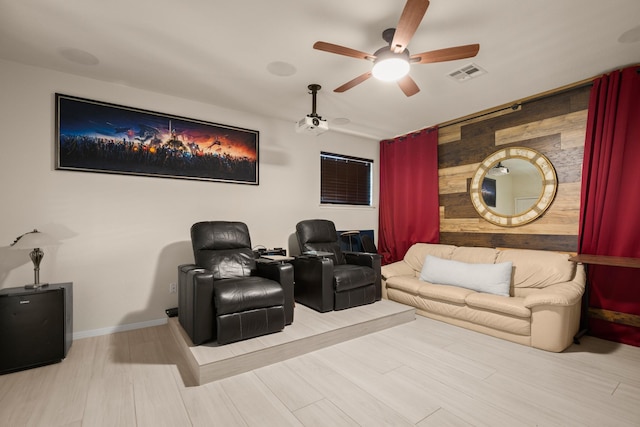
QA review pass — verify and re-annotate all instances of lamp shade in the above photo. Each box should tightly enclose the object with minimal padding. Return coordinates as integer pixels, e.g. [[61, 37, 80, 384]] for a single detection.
[[11, 230, 57, 249]]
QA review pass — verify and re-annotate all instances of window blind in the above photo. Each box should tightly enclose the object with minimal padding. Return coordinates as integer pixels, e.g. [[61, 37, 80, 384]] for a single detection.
[[320, 152, 372, 206]]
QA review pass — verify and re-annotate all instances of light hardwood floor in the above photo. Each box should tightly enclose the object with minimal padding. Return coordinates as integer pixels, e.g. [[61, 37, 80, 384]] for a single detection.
[[1, 314, 639, 426]]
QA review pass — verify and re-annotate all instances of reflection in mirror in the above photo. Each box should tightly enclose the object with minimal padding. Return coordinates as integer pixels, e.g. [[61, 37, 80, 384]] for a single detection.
[[470, 147, 557, 227], [483, 158, 543, 215]]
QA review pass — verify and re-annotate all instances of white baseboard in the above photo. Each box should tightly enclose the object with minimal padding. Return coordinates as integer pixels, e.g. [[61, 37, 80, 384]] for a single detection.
[[73, 318, 168, 340]]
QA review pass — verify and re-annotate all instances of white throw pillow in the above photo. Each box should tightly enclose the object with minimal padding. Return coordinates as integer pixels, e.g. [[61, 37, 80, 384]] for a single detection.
[[419, 255, 512, 296]]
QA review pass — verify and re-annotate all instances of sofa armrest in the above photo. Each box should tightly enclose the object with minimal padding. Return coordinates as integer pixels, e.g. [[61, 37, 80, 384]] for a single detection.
[[255, 260, 295, 325], [381, 261, 415, 280], [523, 280, 585, 308], [379, 261, 416, 299]]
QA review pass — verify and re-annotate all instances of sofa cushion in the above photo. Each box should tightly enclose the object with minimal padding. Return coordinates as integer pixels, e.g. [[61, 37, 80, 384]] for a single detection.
[[419, 255, 512, 297], [497, 249, 576, 289], [403, 243, 457, 273], [417, 282, 474, 304], [450, 246, 499, 264], [387, 288, 531, 336]]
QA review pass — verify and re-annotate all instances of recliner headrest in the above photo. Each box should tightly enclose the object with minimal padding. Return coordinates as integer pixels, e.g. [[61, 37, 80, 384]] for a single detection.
[[190, 221, 255, 278], [296, 219, 338, 245], [191, 221, 252, 251], [296, 219, 346, 265]]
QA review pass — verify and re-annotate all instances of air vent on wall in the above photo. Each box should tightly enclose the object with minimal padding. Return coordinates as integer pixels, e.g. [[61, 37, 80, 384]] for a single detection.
[[447, 63, 487, 82]]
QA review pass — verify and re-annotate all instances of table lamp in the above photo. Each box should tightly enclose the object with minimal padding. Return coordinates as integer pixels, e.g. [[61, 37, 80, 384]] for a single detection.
[[10, 229, 57, 289]]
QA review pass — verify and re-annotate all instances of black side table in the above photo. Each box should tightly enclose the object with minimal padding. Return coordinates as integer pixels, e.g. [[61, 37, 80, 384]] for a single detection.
[[0, 282, 73, 374]]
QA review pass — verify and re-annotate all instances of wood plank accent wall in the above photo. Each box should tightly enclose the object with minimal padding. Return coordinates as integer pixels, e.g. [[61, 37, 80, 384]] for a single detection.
[[437, 85, 591, 251]]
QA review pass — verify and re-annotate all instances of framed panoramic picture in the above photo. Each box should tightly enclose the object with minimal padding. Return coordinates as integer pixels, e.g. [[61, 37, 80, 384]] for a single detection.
[[482, 177, 497, 208], [55, 94, 259, 184]]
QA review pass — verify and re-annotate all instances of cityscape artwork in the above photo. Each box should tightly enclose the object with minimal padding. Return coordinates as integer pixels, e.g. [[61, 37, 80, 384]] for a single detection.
[[55, 94, 259, 184]]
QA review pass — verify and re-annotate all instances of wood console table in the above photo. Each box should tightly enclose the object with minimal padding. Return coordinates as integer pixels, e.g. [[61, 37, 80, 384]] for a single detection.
[[569, 254, 640, 269], [569, 254, 640, 342]]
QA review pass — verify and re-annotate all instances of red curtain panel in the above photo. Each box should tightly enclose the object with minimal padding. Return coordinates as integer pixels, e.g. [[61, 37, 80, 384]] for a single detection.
[[378, 127, 440, 264], [579, 66, 640, 346]]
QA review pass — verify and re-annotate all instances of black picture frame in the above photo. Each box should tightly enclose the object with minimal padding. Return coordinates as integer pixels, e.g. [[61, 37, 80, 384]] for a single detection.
[[482, 177, 497, 207], [55, 94, 259, 184]]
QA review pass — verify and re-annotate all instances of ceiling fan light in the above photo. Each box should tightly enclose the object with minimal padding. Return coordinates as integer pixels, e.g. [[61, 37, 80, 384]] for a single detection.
[[372, 57, 410, 81]]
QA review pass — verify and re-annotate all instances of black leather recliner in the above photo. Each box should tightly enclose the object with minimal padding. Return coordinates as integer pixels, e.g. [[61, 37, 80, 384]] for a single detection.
[[292, 219, 381, 313], [178, 221, 294, 345]]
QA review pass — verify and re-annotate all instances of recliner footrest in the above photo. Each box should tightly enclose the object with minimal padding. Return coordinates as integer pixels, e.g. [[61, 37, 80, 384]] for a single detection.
[[217, 306, 285, 345], [335, 283, 376, 311]]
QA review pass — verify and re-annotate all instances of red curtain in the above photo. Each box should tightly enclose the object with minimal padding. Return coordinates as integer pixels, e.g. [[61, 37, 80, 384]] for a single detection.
[[378, 127, 439, 264], [579, 66, 640, 346]]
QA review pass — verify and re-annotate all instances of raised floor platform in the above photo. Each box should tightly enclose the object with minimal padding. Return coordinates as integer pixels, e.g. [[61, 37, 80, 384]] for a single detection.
[[168, 299, 415, 386]]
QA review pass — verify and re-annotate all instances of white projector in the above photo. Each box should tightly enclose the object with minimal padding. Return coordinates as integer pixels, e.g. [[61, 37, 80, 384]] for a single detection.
[[295, 116, 329, 135]]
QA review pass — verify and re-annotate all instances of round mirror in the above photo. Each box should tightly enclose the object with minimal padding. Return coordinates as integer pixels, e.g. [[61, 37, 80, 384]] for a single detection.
[[470, 147, 557, 227]]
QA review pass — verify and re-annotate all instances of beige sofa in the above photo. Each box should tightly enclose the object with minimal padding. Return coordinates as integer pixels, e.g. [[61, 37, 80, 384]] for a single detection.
[[381, 243, 585, 352]]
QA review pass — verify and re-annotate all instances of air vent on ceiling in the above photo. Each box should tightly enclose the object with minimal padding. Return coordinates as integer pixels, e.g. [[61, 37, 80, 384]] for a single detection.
[[447, 63, 487, 82]]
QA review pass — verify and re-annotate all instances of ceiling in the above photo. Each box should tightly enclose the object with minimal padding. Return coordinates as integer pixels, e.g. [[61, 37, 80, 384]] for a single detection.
[[1, 0, 639, 141]]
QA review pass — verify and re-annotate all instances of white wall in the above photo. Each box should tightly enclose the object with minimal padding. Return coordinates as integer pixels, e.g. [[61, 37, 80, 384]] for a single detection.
[[0, 59, 379, 337]]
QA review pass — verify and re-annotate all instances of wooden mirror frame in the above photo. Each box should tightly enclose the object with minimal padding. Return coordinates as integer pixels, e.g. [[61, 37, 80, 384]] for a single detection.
[[470, 147, 557, 227]]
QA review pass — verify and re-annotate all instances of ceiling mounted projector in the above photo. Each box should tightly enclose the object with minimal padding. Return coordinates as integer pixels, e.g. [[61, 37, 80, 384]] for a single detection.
[[295, 84, 328, 136], [487, 162, 510, 176]]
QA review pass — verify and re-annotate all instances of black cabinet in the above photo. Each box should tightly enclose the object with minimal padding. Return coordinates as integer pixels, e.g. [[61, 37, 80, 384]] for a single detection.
[[0, 283, 73, 374]]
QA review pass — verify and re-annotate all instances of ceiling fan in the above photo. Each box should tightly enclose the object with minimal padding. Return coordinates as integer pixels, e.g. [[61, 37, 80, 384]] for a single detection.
[[313, 0, 480, 97]]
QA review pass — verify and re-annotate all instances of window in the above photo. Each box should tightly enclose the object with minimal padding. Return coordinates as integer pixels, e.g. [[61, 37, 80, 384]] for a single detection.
[[320, 152, 373, 206]]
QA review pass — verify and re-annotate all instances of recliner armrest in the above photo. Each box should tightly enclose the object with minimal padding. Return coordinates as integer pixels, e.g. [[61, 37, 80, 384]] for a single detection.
[[255, 260, 295, 325], [344, 251, 379, 267], [178, 264, 215, 345], [344, 252, 382, 301], [291, 255, 335, 312]]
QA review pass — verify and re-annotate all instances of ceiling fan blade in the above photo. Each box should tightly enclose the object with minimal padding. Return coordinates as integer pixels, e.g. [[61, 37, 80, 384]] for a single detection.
[[313, 41, 375, 61], [397, 75, 420, 97], [410, 43, 480, 64], [334, 72, 373, 93], [391, 0, 430, 53]]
